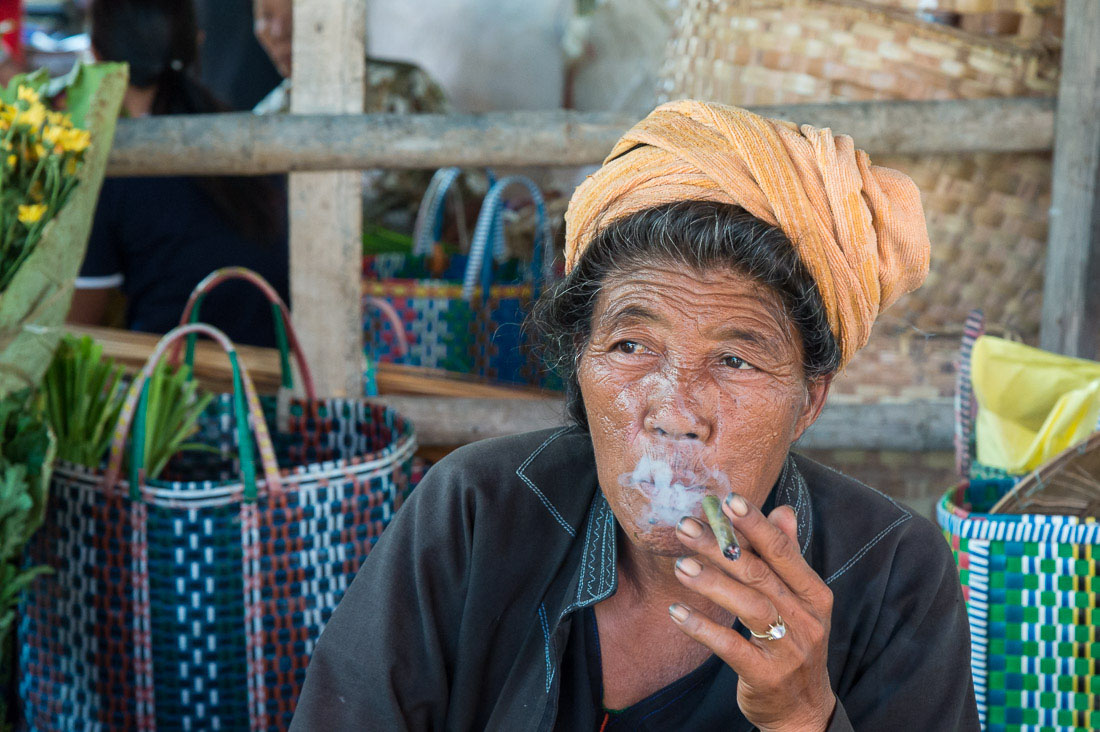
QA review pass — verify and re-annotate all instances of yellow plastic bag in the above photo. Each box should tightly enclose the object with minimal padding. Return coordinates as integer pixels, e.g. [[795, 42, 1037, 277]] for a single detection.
[[973, 336, 1100, 474]]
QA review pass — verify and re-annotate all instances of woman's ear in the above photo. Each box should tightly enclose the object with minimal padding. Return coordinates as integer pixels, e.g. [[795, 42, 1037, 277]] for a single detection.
[[792, 373, 833, 442]]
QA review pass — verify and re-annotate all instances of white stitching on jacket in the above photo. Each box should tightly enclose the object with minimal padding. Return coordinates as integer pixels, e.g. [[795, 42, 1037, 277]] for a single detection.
[[515, 428, 577, 537]]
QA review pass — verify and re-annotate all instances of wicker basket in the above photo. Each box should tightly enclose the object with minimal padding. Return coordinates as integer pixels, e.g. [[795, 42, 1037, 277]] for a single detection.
[[865, 0, 1064, 42], [658, 0, 1060, 338], [938, 480, 1099, 731]]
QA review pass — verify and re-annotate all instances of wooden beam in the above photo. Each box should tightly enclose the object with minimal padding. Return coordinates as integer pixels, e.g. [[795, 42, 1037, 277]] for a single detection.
[[376, 395, 955, 451], [1040, 0, 1100, 358], [376, 396, 565, 446], [63, 325, 555, 400], [105, 98, 1055, 176], [798, 399, 954, 452], [288, 0, 366, 398]]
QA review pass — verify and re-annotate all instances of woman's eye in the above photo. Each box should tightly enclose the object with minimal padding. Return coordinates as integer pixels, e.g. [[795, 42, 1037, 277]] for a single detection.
[[615, 341, 644, 355], [722, 355, 753, 370]]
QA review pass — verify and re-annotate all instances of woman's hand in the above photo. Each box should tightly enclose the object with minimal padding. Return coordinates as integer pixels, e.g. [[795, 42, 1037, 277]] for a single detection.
[[672, 493, 836, 732]]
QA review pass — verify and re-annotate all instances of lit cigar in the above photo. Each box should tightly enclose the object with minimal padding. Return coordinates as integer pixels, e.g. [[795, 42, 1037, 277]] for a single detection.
[[702, 495, 741, 561]]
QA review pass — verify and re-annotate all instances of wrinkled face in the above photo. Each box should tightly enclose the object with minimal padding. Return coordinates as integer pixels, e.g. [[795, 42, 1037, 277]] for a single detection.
[[254, 0, 293, 78], [578, 264, 830, 557]]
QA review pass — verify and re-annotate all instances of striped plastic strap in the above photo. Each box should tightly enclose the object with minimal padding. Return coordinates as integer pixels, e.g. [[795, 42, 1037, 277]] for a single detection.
[[955, 309, 984, 477], [462, 175, 550, 301], [412, 167, 465, 257]]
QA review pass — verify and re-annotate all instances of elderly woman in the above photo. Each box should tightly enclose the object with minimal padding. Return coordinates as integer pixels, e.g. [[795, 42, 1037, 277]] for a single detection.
[[292, 102, 979, 730]]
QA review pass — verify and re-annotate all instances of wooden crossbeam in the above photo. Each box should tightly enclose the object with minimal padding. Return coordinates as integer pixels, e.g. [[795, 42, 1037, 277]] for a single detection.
[[376, 395, 955, 451], [105, 98, 1055, 177]]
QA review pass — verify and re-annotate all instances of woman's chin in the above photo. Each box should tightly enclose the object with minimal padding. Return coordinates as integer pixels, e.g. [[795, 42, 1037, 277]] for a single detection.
[[623, 522, 686, 557]]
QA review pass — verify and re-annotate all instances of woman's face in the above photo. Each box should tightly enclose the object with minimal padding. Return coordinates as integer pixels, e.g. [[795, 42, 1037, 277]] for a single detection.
[[254, 0, 293, 78], [578, 264, 831, 557]]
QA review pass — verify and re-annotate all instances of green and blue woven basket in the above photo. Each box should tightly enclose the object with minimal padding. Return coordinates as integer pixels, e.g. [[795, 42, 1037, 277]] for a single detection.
[[941, 311, 1100, 731]]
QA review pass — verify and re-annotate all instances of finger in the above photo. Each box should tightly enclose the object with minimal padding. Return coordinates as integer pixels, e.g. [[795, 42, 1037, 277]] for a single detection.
[[769, 505, 799, 545], [677, 516, 798, 612], [673, 555, 779, 637], [723, 493, 832, 607], [668, 602, 767, 674]]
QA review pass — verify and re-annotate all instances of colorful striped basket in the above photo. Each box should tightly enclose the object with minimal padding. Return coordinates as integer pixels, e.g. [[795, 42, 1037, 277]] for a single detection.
[[362, 168, 558, 388], [942, 312, 1100, 731], [19, 320, 419, 731], [938, 480, 1099, 732]]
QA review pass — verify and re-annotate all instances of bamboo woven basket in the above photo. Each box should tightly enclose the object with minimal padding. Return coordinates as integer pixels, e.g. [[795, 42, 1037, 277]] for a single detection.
[[658, 0, 1060, 338], [865, 0, 1063, 43]]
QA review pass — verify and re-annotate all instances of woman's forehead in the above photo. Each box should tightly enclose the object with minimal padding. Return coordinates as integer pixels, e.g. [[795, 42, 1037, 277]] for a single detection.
[[592, 265, 790, 333]]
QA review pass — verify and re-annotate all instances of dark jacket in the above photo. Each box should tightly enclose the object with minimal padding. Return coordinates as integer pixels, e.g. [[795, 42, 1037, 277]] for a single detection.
[[291, 427, 979, 731]]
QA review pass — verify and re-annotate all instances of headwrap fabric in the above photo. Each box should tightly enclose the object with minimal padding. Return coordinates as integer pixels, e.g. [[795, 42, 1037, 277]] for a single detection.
[[564, 100, 930, 367]]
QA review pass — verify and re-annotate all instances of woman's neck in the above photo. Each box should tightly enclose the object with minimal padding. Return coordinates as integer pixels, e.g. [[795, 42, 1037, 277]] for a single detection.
[[614, 530, 733, 625], [123, 85, 157, 118]]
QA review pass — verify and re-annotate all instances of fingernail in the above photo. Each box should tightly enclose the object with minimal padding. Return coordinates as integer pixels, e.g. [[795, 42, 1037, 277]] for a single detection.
[[669, 603, 690, 623], [675, 556, 702, 577], [725, 492, 749, 517], [677, 516, 703, 538]]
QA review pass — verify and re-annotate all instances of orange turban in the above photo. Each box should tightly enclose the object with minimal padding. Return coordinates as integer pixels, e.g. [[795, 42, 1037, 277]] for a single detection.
[[564, 100, 930, 367]]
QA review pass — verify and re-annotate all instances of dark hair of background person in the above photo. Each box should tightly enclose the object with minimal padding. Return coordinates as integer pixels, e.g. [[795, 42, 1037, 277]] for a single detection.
[[528, 200, 841, 431], [88, 0, 284, 244]]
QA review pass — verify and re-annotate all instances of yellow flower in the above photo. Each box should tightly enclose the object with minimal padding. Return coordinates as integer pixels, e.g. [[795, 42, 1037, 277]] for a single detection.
[[17, 86, 40, 105], [46, 110, 71, 128], [58, 128, 90, 154], [43, 125, 62, 147], [32, 143, 46, 159], [15, 104, 45, 130], [6, 154, 15, 168], [18, 203, 48, 225]]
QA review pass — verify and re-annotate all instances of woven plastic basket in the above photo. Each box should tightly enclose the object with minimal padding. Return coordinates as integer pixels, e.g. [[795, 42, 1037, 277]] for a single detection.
[[19, 322, 419, 731], [363, 170, 558, 388], [938, 480, 1099, 731], [658, 0, 1059, 338]]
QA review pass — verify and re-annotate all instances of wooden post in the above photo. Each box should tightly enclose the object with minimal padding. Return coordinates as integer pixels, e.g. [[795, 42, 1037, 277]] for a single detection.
[[1040, 0, 1100, 358], [288, 0, 366, 397]]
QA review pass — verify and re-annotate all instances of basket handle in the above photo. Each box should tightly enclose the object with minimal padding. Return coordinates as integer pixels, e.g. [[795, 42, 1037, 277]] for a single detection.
[[363, 295, 411, 360], [462, 175, 551, 302], [103, 323, 283, 501], [954, 309, 985, 477], [412, 167, 469, 257], [172, 267, 316, 401]]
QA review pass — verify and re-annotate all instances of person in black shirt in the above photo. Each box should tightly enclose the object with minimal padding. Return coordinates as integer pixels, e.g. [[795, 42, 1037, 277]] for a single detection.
[[292, 104, 979, 729], [69, 0, 288, 348]]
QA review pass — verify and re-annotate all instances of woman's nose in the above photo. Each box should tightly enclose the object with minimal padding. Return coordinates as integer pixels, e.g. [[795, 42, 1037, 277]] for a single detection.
[[643, 400, 712, 443]]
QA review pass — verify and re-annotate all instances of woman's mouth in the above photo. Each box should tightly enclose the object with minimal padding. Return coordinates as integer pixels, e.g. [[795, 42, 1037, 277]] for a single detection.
[[621, 453, 728, 527]]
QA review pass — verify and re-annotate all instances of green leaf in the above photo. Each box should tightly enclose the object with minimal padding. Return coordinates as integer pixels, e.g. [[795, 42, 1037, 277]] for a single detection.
[[41, 334, 125, 469], [0, 68, 50, 105], [0, 389, 52, 639], [128, 354, 214, 480], [54, 62, 128, 129]]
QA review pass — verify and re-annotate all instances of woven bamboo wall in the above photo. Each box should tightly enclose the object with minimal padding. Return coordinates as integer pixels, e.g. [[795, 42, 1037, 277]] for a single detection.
[[658, 0, 1060, 339]]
